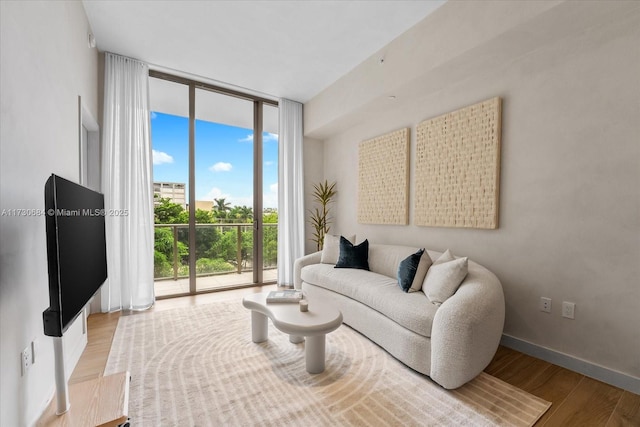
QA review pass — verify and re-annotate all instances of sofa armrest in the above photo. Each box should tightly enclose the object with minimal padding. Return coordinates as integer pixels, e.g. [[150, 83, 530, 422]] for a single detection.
[[430, 265, 505, 389], [293, 251, 322, 290]]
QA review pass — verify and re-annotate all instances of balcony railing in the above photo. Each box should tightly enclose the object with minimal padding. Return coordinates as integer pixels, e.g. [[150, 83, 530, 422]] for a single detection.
[[154, 223, 277, 281]]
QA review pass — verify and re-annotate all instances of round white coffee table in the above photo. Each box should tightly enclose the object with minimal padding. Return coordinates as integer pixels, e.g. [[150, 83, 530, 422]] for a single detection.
[[242, 292, 343, 374]]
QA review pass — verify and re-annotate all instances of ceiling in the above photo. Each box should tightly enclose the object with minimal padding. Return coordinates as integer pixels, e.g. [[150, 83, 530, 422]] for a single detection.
[[83, 0, 445, 103]]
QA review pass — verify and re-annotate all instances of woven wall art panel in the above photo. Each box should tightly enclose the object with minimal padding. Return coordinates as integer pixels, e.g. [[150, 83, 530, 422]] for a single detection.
[[358, 128, 410, 225], [414, 97, 502, 229]]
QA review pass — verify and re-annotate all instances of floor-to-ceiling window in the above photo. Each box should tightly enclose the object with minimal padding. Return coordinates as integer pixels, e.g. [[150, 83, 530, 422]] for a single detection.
[[150, 72, 278, 298], [261, 104, 279, 275]]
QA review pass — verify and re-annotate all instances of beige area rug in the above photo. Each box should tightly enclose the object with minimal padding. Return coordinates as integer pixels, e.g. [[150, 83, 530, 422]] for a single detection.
[[105, 299, 550, 426]]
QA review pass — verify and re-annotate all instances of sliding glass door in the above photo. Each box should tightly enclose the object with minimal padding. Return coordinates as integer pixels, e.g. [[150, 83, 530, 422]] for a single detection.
[[150, 73, 278, 298], [150, 78, 190, 297], [194, 89, 255, 291], [262, 104, 279, 280]]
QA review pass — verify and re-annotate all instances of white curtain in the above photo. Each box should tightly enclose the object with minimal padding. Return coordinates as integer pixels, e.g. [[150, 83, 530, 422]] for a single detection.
[[277, 99, 305, 287], [100, 53, 155, 311]]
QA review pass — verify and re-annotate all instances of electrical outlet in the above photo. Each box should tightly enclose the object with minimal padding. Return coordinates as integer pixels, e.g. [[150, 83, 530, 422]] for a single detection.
[[562, 301, 575, 319], [21, 346, 32, 376], [540, 297, 552, 313]]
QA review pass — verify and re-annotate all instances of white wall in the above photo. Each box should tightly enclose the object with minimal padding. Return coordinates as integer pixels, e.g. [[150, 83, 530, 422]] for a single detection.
[[0, 1, 99, 425], [304, 1, 640, 389], [303, 137, 325, 254]]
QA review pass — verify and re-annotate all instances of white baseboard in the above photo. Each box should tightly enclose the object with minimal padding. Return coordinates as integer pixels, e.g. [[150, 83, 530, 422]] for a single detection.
[[500, 334, 639, 395]]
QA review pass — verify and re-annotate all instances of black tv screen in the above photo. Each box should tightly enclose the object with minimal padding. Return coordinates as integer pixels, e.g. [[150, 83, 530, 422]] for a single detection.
[[43, 174, 107, 337]]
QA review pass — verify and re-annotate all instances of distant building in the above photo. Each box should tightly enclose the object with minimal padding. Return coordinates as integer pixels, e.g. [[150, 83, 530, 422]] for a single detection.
[[154, 182, 186, 209], [194, 200, 213, 211]]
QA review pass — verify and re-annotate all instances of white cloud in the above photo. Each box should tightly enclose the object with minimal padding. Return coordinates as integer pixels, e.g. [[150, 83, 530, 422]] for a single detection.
[[263, 196, 277, 209], [239, 132, 279, 143], [228, 196, 253, 207], [262, 183, 278, 209], [264, 133, 278, 142], [202, 189, 254, 208], [203, 187, 230, 201], [264, 161, 274, 166], [150, 111, 157, 120], [152, 149, 174, 165], [210, 162, 233, 172], [200, 184, 278, 209]]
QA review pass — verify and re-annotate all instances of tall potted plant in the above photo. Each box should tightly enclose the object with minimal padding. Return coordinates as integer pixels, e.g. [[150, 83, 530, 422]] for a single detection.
[[309, 180, 337, 251]]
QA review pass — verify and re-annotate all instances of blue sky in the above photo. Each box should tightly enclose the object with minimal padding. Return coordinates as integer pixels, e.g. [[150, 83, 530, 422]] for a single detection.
[[151, 112, 279, 209]]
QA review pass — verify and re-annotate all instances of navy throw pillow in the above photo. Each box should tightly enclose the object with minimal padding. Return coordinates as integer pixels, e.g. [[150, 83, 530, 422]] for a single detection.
[[335, 237, 369, 270], [397, 249, 425, 292]]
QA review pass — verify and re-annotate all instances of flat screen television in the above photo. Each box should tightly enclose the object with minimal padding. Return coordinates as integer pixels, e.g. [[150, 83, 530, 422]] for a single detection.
[[43, 174, 107, 337]]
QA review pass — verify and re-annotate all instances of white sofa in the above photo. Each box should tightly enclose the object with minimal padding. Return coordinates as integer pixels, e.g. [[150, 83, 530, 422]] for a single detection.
[[294, 243, 505, 389]]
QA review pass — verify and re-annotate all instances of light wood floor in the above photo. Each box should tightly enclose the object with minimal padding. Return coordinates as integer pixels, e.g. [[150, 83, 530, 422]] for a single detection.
[[70, 285, 640, 426]]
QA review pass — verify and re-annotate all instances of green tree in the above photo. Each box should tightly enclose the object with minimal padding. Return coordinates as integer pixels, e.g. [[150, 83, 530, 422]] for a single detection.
[[211, 228, 239, 264], [154, 199, 281, 277], [195, 208, 214, 224], [154, 251, 173, 277], [263, 224, 278, 267], [262, 209, 278, 268], [154, 197, 185, 224], [154, 226, 187, 278], [229, 205, 253, 223], [213, 198, 231, 221], [176, 210, 189, 224], [197, 226, 221, 259], [195, 258, 234, 274], [263, 210, 278, 224], [240, 228, 253, 268], [154, 226, 174, 258]]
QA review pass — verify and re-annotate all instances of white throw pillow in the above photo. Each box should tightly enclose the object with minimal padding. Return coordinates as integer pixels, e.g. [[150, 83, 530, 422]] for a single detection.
[[407, 251, 433, 293], [433, 249, 455, 265], [321, 234, 355, 264], [422, 250, 468, 305]]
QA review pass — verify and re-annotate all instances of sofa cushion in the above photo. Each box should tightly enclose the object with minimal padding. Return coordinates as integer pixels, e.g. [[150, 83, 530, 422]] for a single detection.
[[397, 249, 424, 292], [335, 237, 369, 270], [408, 250, 433, 293], [423, 250, 469, 305], [368, 244, 424, 279], [321, 234, 355, 264], [301, 263, 438, 337]]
